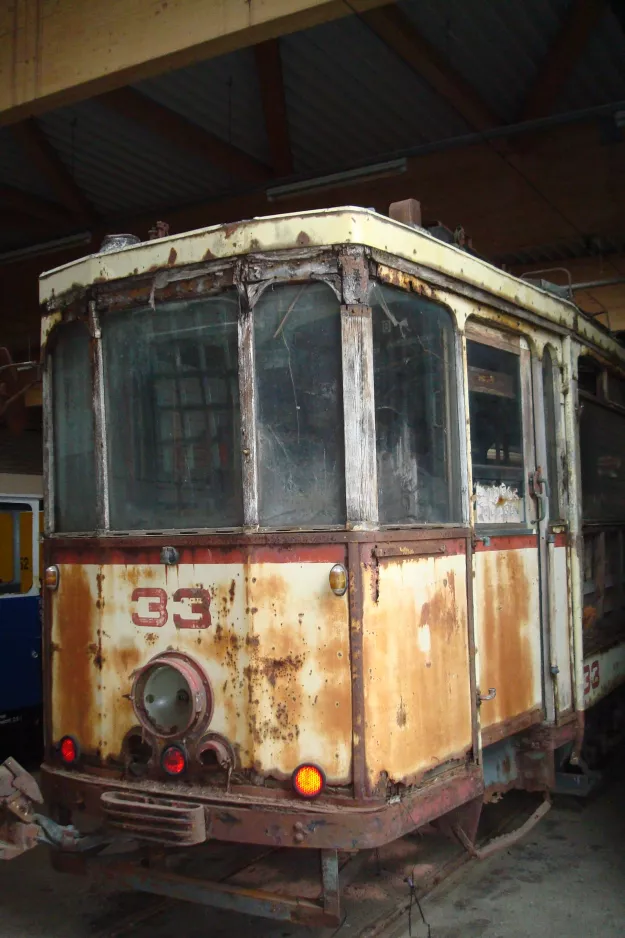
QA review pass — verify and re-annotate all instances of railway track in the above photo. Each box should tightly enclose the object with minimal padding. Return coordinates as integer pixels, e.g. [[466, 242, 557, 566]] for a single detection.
[[91, 792, 547, 938]]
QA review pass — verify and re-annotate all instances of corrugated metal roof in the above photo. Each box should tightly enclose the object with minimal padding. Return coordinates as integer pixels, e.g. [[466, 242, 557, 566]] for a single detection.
[[1, 0, 625, 258], [558, 8, 625, 111], [135, 47, 271, 165], [281, 13, 469, 174], [0, 428, 42, 476], [495, 233, 625, 268], [399, 0, 570, 122], [0, 127, 58, 203], [37, 99, 233, 217]]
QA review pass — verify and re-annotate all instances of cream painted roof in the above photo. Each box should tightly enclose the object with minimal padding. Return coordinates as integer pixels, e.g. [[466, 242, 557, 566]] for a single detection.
[[40, 206, 624, 363]]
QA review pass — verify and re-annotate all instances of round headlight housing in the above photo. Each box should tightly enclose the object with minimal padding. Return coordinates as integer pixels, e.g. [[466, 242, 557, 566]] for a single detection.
[[131, 652, 212, 740]]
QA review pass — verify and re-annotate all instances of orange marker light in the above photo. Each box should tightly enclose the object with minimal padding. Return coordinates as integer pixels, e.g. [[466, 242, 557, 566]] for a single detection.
[[162, 746, 186, 776], [329, 564, 347, 596], [44, 565, 59, 590], [59, 736, 78, 765], [293, 764, 325, 799]]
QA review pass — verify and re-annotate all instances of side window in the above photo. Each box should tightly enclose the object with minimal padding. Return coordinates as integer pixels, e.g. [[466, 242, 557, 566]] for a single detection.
[[467, 337, 526, 524], [371, 284, 460, 524], [254, 282, 345, 527], [542, 348, 561, 521], [0, 504, 34, 595]]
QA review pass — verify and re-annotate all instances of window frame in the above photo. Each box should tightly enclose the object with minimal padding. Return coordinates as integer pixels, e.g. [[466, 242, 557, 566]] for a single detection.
[[0, 497, 40, 598], [465, 321, 536, 531], [45, 258, 466, 535], [370, 280, 463, 528]]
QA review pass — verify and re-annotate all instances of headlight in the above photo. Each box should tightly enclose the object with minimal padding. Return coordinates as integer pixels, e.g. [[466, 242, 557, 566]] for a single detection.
[[131, 653, 212, 739]]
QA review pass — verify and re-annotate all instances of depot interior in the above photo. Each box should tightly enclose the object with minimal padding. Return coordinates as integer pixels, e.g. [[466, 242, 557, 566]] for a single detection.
[[1, 0, 625, 757]]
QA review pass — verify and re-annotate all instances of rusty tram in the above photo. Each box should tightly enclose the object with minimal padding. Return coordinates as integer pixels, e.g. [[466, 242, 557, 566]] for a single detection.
[[1, 205, 624, 923]]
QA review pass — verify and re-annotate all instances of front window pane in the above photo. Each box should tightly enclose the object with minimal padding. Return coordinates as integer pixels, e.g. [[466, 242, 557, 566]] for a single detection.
[[254, 282, 345, 527], [372, 284, 459, 524], [52, 323, 97, 531], [467, 340, 524, 524], [102, 293, 242, 530]]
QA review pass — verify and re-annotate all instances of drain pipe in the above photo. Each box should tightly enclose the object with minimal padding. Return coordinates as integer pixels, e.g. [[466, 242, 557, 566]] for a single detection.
[[571, 276, 625, 291]]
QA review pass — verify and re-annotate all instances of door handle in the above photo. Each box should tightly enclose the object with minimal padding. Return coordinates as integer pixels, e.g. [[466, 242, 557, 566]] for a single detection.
[[477, 687, 496, 706]]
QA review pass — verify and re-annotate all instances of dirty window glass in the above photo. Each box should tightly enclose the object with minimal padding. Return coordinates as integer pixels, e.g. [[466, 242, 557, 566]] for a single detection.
[[52, 322, 97, 532], [542, 349, 561, 520], [254, 282, 345, 527], [102, 292, 242, 530], [580, 400, 625, 523], [467, 340, 525, 524], [371, 284, 460, 524]]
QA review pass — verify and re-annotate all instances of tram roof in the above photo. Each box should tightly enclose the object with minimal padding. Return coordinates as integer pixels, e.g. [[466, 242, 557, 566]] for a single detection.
[[40, 206, 625, 366]]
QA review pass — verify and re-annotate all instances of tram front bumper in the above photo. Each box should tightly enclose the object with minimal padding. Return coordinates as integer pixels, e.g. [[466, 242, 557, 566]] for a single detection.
[[41, 761, 484, 852]]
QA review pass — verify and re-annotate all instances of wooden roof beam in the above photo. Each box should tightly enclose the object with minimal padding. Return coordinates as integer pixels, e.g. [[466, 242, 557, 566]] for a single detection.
[[97, 87, 271, 184], [10, 119, 99, 224], [520, 0, 607, 122], [254, 38, 294, 176], [361, 5, 500, 132]]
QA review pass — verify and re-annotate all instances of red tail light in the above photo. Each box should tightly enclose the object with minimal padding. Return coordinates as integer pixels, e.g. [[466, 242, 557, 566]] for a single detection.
[[59, 736, 79, 765], [162, 745, 186, 776], [293, 764, 325, 799]]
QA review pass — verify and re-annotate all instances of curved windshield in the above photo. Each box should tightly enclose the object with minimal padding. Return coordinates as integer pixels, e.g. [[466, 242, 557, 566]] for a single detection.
[[102, 292, 243, 530], [254, 282, 345, 527], [371, 283, 460, 524], [51, 322, 97, 532]]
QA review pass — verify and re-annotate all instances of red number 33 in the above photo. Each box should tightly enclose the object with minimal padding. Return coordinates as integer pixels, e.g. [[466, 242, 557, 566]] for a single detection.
[[131, 587, 211, 629]]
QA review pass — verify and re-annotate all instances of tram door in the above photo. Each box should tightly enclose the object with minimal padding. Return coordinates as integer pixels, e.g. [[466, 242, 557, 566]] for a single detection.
[[466, 323, 545, 746]]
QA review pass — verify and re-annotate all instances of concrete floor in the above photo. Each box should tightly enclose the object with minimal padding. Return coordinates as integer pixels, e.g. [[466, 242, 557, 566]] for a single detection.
[[1, 765, 624, 938], [394, 764, 625, 938]]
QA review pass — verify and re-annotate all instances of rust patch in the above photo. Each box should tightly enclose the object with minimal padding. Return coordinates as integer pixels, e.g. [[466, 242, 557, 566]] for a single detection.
[[362, 549, 471, 789], [583, 604, 598, 629], [203, 247, 216, 260], [167, 247, 177, 265], [229, 579, 236, 603], [96, 570, 105, 610], [478, 549, 535, 731], [144, 632, 158, 646], [260, 653, 304, 688], [88, 633, 105, 670], [296, 231, 311, 246], [51, 565, 98, 752], [223, 222, 239, 239], [110, 641, 142, 676]]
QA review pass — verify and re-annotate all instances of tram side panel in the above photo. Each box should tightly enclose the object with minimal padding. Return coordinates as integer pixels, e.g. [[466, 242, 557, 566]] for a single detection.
[[578, 362, 625, 711]]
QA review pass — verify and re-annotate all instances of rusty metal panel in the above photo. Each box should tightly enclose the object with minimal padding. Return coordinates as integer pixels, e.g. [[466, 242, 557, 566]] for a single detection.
[[361, 548, 473, 790], [553, 544, 573, 713], [474, 546, 542, 734], [50, 557, 352, 784]]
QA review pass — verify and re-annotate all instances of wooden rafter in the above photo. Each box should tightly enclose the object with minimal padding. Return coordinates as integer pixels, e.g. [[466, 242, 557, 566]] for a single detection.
[[10, 119, 98, 223], [254, 38, 294, 176], [361, 5, 500, 132], [97, 87, 271, 184], [520, 0, 607, 121], [0, 185, 71, 224]]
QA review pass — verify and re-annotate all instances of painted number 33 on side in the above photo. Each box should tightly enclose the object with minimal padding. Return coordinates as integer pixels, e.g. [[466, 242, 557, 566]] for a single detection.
[[130, 587, 212, 629]]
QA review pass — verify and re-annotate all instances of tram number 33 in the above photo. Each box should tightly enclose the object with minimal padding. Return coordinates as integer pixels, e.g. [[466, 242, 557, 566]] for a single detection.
[[131, 587, 211, 629], [583, 659, 600, 696]]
